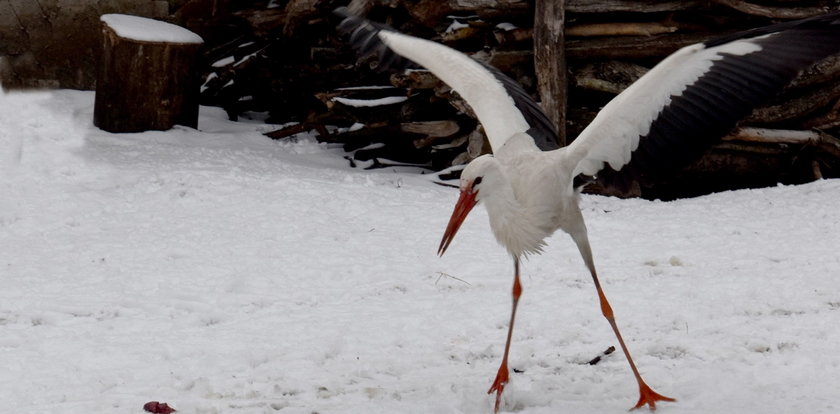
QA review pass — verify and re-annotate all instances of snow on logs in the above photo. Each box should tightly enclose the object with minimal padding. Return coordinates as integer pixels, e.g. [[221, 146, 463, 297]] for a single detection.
[[94, 14, 203, 133]]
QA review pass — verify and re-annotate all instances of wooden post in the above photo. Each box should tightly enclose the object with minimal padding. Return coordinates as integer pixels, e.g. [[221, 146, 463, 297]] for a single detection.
[[534, 0, 567, 146], [94, 14, 203, 133]]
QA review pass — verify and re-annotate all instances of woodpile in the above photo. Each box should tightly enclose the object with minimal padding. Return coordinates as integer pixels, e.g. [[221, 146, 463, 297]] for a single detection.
[[196, 0, 840, 199]]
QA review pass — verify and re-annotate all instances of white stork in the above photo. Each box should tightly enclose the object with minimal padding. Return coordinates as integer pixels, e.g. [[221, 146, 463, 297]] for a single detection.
[[336, 8, 840, 412]]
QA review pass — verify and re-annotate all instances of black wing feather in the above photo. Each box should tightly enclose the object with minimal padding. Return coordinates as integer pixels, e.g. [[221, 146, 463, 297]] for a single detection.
[[601, 11, 840, 188], [336, 8, 420, 72]]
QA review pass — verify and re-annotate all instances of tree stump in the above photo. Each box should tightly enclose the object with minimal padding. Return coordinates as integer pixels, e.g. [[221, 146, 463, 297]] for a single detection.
[[94, 14, 203, 133]]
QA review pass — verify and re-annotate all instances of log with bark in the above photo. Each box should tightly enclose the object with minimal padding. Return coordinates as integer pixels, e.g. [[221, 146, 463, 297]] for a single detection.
[[94, 14, 204, 133], [534, 0, 567, 145]]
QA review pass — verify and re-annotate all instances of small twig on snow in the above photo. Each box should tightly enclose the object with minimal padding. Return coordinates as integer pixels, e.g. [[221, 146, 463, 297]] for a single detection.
[[587, 346, 616, 365]]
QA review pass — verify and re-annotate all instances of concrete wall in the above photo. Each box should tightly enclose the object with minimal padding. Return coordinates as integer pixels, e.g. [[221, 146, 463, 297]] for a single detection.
[[0, 0, 170, 89]]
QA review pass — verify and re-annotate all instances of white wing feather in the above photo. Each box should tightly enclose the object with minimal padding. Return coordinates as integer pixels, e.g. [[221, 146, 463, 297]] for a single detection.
[[378, 31, 533, 155]]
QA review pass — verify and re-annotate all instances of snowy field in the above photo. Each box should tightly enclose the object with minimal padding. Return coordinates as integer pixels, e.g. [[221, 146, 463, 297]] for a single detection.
[[1, 89, 839, 414]]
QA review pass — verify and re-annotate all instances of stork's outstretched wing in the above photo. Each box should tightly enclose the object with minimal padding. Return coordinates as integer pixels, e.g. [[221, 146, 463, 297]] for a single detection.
[[335, 8, 559, 155], [563, 12, 840, 181], [337, 9, 840, 185]]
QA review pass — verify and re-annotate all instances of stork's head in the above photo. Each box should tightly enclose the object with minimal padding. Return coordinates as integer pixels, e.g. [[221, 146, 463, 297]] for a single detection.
[[438, 155, 501, 256]]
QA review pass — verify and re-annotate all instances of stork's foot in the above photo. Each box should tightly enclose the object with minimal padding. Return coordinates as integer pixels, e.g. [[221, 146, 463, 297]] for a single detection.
[[631, 382, 675, 411], [487, 364, 510, 413]]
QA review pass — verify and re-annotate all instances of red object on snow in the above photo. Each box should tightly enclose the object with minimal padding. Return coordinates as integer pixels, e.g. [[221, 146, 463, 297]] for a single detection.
[[143, 401, 176, 414]]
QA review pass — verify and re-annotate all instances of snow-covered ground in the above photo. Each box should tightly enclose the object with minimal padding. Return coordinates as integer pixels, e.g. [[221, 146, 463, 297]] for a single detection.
[[1, 89, 839, 414]]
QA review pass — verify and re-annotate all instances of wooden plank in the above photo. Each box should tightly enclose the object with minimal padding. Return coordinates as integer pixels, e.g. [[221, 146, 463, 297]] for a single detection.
[[566, 0, 703, 13], [566, 33, 714, 59], [710, 0, 834, 19]]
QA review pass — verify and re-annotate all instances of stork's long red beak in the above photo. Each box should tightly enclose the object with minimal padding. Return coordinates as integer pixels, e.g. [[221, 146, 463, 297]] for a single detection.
[[438, 188, 478, 256]]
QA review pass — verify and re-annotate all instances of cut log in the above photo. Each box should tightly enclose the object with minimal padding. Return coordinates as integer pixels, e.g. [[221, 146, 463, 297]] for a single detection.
[[710, 0, 833, 19], [566, 0, 703, 13], [747, 80, 840, 123], [282, 0, 319, 37], [494, 26, 533, 46], [566, 22, 679, 37], [264, 122, 332, 141], [573, 60, 649, 94], [390, 70, 443, 90], [402, 120, 460, 137], [803, 98, 840, 130], [725, 127, 824, 145], [794, 55, 840, 88], [446, 127, 491, 165], [566, 33, 713, 59], [725, 127, 840, 158], [94, 14, 203, 133], [442, 24, 483, 43], [486, 50, 533, 74]]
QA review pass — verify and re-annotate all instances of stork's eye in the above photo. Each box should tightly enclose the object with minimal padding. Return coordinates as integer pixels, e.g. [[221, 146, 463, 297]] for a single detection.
[[472, 177, 483, 189]]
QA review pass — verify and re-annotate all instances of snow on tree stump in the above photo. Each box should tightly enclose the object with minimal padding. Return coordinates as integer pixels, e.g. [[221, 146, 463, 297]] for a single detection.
[[94, 14, 204, 133]]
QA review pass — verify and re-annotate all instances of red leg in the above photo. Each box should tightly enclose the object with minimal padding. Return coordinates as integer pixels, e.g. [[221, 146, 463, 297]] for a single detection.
[[488, 258, 522, 412], [571, 217, 674, 410], [595, 282, 675, 410]]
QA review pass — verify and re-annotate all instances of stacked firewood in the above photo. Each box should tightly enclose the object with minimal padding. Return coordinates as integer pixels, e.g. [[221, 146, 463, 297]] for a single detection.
[[196, 0, 840, 198]]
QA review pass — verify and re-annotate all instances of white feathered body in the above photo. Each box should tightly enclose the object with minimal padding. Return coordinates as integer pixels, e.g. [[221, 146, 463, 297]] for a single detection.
[[467, 147, 584, 258]]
